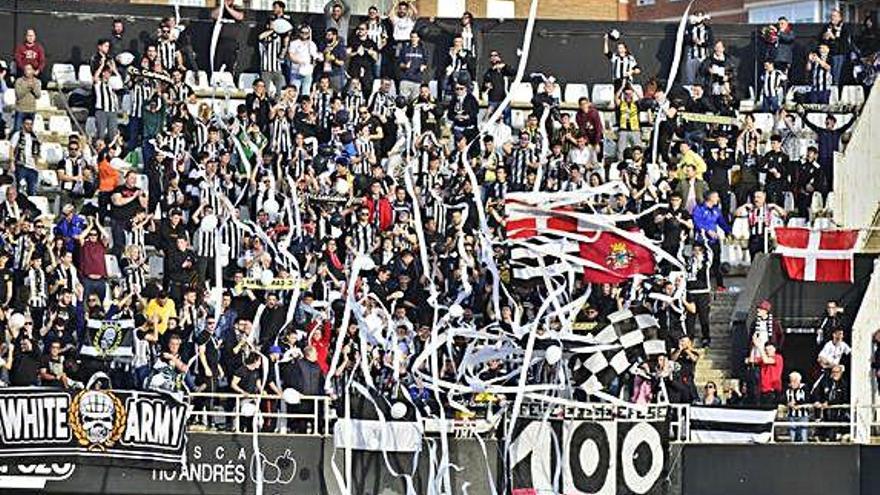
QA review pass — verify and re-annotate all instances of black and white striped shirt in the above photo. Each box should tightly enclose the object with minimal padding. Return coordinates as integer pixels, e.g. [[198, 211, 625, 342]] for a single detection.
[[271, 117, 294, 156], [609, 53, 638, 82], [345, 92, 365, 122], [313, 90, 334, 129], [27, 267, 47, 308], [761, 69, 787, 99], [123, 258, 147, 296], [220, 221, 251, 264], [688, 24, 710, 61], [509, 146, 536, 190], [351, 222, 377, 254], [260, 33, 284, 73], [811, 55, 833, 92], [94, 80, 119, 112], [158, 39, 178, 71], [131, 80, 155, 119], [369, 91, 394, 120], [157, 132, 188, 158], [354, 138, 375, 175], [60, 156, 87, 192], [194, 225, 218, 257]]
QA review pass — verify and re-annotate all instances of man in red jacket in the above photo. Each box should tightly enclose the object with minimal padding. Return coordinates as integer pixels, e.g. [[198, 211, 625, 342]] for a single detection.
[[575, 97, 603, 162], [14, 29, 46, 78], [747, 341, 785, 405], [363, 180, 393, 231]]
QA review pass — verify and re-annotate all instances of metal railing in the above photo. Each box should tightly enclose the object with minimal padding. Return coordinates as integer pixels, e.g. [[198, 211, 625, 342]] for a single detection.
[[188, 392, 332, 435], [184, 393, 880, 445]]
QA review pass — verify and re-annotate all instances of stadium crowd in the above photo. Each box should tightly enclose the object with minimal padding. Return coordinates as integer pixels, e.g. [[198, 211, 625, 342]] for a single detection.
[[0, 0, 875, 438]]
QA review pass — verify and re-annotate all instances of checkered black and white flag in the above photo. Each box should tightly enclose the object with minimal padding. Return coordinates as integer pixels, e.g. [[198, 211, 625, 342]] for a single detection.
[[569, 310, 666, 394]]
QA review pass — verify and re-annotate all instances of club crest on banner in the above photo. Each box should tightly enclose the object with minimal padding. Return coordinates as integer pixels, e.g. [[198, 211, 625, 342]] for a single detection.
[[92, 322, 125, 357], [606, 242, 635, 270], [69, 390, 127, 451]]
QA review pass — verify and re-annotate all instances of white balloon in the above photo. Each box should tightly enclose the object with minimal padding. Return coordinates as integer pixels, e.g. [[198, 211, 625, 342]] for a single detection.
[[115, 51, 135, 66], [272, 18, 294, 35], [448, 304, 464, 319], [282, 388, 302, 405], [260, 270, 275, 287], [201, 214, 218, 231], [8, 313, 25, 331], [545, 345, 563, 366], [240, 401, 258, 416], [334, 178, 350, 195], [263, 198, 280, 215], [390, 402, 408, 420]]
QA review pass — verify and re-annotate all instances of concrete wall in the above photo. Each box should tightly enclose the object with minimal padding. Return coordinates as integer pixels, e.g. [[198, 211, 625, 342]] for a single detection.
[[833, 80, 880, 232]]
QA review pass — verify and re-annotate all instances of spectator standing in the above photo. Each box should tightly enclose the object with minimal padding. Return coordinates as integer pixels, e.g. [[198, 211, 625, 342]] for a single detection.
[[800, 112, 856, 187], [682, 242, 712, 347], [347, 23, 380, 98], [604, 34, 640, 91], [13, 29, 46, 78], [785, 371, 811, 442], [211, 0, 245, 73], [813, 364, 849, 441], [93, 62, 120, 144], [683, 12, 712, 85], [736, 190, 785, 259], [257, 15, 287, 98], [324, 0, 351, 43], [321, 28, 348, 93], [692, 191, 730, 290], [288, 25, 319, 96], [614, 85, 641, 160], [9, 117, 41, 195], [807, 44, 834, 104], [13, 63, 41, 133], [819, 9, 851, 86], [398, 31, 427, 101], [746, 341, 784, 404], [110, 172, 148, 257], [771, 17, 796, 73]]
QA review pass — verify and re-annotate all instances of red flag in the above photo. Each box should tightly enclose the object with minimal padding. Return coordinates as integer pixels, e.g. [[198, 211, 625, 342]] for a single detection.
[[774, 227, 859, 282], [580, 232, 656, 283]]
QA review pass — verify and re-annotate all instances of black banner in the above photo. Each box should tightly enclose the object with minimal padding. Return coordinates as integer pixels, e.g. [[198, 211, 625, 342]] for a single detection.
[[0, 388, 188, 465]]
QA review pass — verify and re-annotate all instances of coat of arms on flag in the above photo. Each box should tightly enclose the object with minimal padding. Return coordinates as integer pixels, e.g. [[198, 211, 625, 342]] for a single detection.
[[774, 227, 860, 282]]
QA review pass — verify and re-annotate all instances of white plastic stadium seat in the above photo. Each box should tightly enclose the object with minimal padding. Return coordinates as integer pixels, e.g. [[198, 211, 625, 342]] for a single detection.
[[509, 82, 533, 105], [52, 64, 77, 87], [35, 92, 53, 111], [787, 217, 808, 228], [428, 80, 438, 98], [48, 115, 73, 134], [813, 217, 835, 230], [591, 84, 615, 109], [751, 113, 774, 133], [829, 86, 840, 105], [78, 65, 92, 85], [210, 71, 236, 89], [121, 93, 133, 114], [564, 83, 589, 104], [511, 109, 527, 130], [2, 88, 15, 108], [40, 143, 64, 166], [631, 84, 644, 99], [238, 72, 260, 91], [0, 140, 10, 162], [105, 255, 122, 279], [39, 169, 60, 189], [32, 114, 46, 133], [841, 85, 865, 107], [28, 196, 51, 217]]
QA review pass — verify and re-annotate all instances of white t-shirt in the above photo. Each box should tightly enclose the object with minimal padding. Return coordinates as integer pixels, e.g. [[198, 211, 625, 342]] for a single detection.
[[391, 16, 415, 42], [288, 39, 318, 75], [818, 340, 851, 367]]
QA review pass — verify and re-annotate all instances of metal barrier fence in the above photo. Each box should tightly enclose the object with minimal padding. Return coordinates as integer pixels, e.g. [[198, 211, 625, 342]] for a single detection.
[[185, 393, 873, 444], [188, 391, 333, 435]]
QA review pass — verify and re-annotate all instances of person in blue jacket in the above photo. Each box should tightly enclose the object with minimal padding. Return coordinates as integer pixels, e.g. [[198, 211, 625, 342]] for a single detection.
[[692, 191, 731, 291]]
